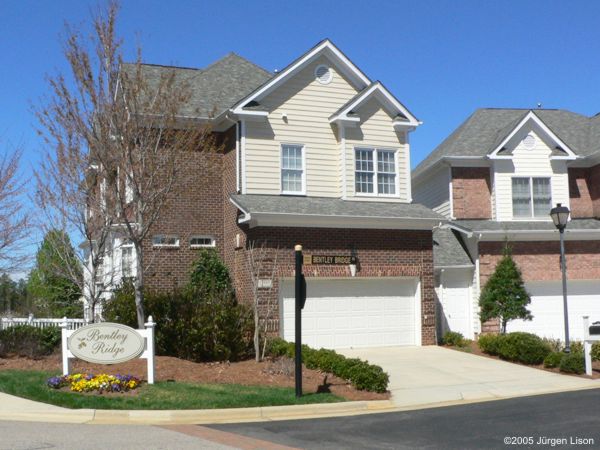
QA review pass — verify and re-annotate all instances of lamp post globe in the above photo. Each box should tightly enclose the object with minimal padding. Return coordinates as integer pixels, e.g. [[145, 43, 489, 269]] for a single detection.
[[550, 203, 571, 353]]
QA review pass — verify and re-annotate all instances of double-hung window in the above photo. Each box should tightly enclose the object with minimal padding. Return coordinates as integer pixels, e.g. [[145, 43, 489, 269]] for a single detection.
[[512, 177, 551, 218], [355, 148, 397, 196], [121, 244, 134, 278], [281, 144, 305, 194]]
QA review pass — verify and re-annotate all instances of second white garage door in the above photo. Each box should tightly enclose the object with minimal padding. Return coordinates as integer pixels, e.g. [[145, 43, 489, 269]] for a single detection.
[[506, 280, 600, 341], [280, 278, 420, 349]]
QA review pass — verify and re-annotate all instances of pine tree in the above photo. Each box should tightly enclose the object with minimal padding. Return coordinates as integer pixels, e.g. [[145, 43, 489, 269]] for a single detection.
[[479, 244, 532, 333], [27, 230, 82, 318]]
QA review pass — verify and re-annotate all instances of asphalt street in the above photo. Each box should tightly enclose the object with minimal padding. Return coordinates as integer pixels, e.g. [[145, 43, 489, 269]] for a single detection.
[[211, 389, 600, 449]]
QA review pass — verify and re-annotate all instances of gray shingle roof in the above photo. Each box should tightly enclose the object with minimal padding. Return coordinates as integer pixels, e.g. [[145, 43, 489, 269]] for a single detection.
[[413, 108, 599, 179], [433, 228, 473, 268], [230, 194, 444, 221], [121, 53, 273, 118], [454, 219, 600, 233]]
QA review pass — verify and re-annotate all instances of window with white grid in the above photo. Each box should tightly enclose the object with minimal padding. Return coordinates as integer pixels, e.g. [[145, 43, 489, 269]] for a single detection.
[[121, 245, 134, 278], [355, 148, 397, 196], [512, 177, 551, 218], [281, 144, 304, 194]]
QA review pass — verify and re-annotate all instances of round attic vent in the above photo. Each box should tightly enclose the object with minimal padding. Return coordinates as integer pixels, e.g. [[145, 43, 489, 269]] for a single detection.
[[523, 134, 536, 149], [315, 64, 332, 84]]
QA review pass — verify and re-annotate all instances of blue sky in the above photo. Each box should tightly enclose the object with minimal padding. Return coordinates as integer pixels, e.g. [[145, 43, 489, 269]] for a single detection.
[[1, 0, 600, 266]]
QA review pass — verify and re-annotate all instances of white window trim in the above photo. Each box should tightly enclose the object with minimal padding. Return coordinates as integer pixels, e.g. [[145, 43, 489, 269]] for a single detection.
[[353, 147, 400, 198], [152, 235, 180, 248], [280, 143, 307, 196], [190, 235, 216, 248], [511, 175, 552, 220]]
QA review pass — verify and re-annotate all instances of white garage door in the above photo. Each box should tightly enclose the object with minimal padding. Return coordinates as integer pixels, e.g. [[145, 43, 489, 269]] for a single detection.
[[280, 278, 420, 349], [506, 280, 600, 341]]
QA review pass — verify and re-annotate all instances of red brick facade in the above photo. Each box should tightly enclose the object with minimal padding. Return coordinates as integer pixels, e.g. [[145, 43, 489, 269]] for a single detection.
[[451, 167, 492, 219], [478, 240, 600, 332], [230, 227, 436, 345]]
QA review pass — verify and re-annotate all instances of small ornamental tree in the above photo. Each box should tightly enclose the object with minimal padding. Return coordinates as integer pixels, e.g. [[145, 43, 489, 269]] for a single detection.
[[479, 245, 532, 333]]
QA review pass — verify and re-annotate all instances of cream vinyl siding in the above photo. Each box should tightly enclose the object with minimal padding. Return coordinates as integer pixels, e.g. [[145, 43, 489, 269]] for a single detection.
[[345, 97, 410, 202], [493, 130, 569, 221], [412, 166, 451, 217], [244, 56, 358, 196]]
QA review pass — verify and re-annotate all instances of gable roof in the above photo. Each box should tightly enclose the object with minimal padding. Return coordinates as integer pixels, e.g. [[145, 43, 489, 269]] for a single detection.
[[121, 53, 273, 119], [329, 81, 420, 127], [413, 108, 598, 179], [231, 39, 371, 114], [433, 228, 473, 268]]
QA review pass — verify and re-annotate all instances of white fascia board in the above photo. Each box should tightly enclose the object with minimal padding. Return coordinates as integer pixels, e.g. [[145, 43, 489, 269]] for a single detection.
[[435, 264, 475, 270], [228, 197, 252, 223], [244, 213, 443, 230], [477, 229, 600, 242], [231, 40, 370, 114], [329, 83, 420, 127], [488, 111, 578, 160]]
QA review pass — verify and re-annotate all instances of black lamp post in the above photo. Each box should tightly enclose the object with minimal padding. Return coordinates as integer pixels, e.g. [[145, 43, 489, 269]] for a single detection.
[[550, 203, 571, 353]]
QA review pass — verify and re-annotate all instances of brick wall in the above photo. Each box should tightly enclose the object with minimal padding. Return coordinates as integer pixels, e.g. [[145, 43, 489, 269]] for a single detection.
[[229, 227, 437, 345], [478, 240, 600, 332], [144, 129, 235, 291], [568, 165, 600, 219], [452, 167, 492, 219]]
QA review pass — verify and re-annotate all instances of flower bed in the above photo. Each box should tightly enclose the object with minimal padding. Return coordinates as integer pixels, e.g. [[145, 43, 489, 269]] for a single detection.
[[47, 373, 141, 393]]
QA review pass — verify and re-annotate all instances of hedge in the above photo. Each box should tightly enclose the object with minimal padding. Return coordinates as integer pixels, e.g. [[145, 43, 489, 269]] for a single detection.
[[0, 325, 61, 358], [477, 332, 551, 365], [268, 338, 389, 393]]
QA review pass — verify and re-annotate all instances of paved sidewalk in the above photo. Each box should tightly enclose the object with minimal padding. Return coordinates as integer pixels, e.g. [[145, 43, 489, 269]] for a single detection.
[[339, 346, 600, 408]]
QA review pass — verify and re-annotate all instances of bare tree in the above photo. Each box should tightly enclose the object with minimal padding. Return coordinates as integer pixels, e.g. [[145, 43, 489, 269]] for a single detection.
[[246, 240, 279, 362], [0, 148, 30, 274], [36, 1, 219, 328]]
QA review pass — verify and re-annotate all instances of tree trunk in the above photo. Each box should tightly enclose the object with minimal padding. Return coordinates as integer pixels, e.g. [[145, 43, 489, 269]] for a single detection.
[[501, 319, 507, 334], [254, 307, 260, 362], [134, 242, 145, 329]]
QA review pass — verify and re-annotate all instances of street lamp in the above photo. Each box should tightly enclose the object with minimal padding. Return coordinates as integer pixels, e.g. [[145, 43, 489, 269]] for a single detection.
[[550, 203, 571, 353]]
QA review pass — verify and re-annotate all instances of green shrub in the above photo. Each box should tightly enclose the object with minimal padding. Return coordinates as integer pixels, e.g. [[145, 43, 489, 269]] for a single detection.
[[478, 332, 551, 365], [189, 249, 232, 294], [477, 334, 502, 355], [496, 332, 551, 365], [542, 338, 563, 353], [103, 281, 253, 362], [559, 352, 585, 374], [591, 343, 600, 361], [442, 331, 467, 347], [569, 341, 584, 354], [543, 352, 564, 369], [267, 338, 389, 393], [0, 325, 61, 358]]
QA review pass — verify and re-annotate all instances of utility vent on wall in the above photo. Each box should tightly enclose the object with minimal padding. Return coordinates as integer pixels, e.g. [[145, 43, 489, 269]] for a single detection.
[[315, 64, 332, 84], [523, 134, 536, 149]]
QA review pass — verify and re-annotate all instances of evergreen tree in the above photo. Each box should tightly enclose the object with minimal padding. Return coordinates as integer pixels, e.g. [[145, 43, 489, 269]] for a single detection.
[[479, 244, 532, 333], [27, 230, 82, 318]]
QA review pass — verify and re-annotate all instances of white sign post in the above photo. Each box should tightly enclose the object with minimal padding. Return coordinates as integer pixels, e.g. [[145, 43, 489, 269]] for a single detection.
[[582, 316, 600, 377], [60, 316, 156, 384]]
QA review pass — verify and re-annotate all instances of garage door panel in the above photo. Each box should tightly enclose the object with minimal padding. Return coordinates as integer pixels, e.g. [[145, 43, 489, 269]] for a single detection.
[[281, 278, 419, 349], [506, 281, 600, 341]]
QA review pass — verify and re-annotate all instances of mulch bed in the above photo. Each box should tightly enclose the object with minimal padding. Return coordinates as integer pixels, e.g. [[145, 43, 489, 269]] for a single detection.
[[446, 341, 600, 379], [0, 351, 389, 401]]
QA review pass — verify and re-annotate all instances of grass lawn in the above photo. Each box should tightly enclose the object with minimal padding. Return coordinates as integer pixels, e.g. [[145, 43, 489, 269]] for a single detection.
[[0, 370, 344, 410]]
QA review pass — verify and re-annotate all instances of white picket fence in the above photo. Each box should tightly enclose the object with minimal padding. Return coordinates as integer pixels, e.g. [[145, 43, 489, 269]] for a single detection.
[[0, 315, 86, 331]]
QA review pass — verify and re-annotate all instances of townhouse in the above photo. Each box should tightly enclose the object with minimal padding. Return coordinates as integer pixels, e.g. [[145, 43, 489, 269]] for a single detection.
[[413, 108, 600, 341], [93, 40, 444, 348]]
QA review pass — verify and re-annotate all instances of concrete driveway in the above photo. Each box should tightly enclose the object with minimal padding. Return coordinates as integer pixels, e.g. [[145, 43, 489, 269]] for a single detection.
[[339, 346, 599, 408]]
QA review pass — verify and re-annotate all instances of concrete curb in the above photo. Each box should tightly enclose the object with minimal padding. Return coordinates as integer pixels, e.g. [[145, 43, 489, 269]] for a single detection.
[[0, 398, 396, 425]]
